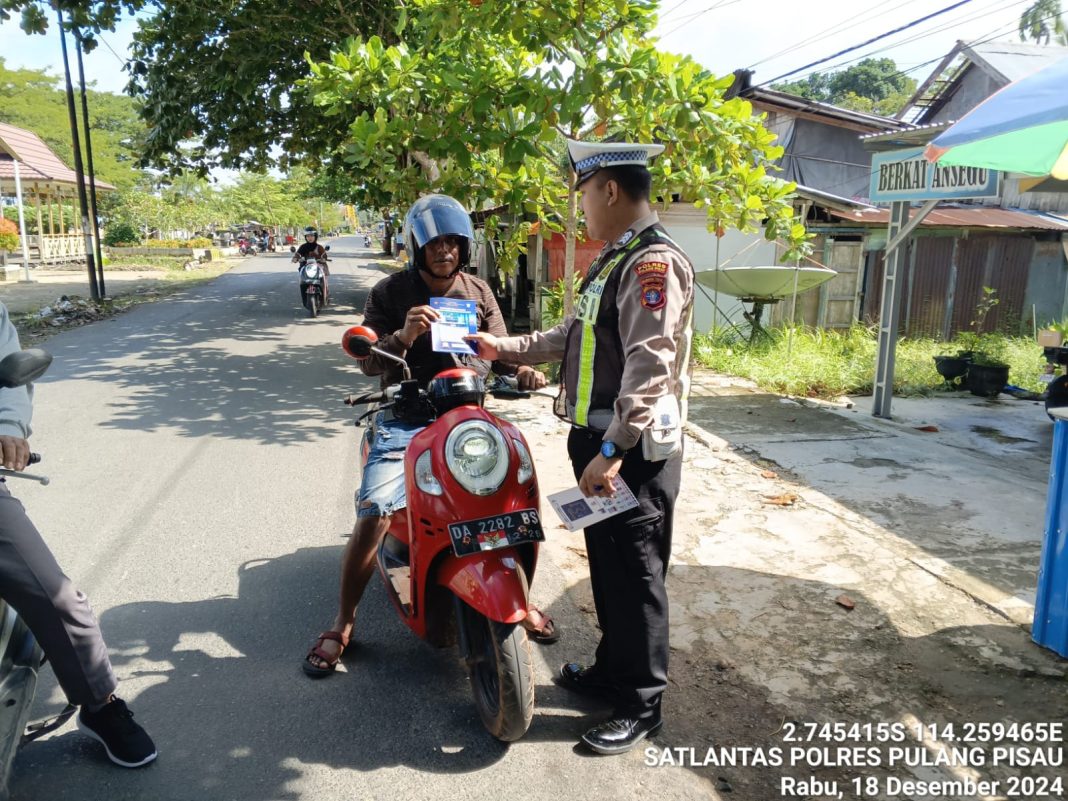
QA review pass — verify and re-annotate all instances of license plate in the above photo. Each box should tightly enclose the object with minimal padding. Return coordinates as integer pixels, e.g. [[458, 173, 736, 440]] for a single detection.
[[448, 509, 545, 557]]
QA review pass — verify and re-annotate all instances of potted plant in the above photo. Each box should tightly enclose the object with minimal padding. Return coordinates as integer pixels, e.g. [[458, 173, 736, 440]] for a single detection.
[[935, 288, 1001, 391], [935, 330, 980, 389], [966, 332, 1010, 398]]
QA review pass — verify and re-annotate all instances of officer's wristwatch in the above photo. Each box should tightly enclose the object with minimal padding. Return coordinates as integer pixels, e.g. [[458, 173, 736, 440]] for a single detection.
[[600, 440, 625, 459]]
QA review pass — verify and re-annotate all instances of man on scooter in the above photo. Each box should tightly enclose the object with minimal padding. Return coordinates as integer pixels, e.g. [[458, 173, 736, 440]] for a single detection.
[[0, 301, 156, 768], [292, 226, 330, 306], [303, 194, 555, 677]]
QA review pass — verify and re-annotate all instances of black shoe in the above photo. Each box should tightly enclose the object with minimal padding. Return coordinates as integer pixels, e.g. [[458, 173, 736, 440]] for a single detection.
[[77, 697, 157, 768], [580, 713, 663, 755], [557, 662, 615, 697]]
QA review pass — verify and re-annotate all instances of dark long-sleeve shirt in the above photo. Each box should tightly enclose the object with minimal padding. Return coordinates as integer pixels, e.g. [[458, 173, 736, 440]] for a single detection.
[[360, 268, 516, 388]]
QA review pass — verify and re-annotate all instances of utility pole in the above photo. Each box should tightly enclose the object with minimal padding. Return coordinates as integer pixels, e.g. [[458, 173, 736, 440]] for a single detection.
[[74, 28, 106, 297], [56, 7, 100, 300]]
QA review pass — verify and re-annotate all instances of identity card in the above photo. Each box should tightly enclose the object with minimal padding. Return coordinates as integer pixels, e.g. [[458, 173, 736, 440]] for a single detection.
[[430, 297, 478, 355]]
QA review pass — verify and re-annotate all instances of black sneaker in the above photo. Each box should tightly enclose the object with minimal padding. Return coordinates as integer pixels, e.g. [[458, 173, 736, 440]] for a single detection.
[[77, 697, 157, 768]]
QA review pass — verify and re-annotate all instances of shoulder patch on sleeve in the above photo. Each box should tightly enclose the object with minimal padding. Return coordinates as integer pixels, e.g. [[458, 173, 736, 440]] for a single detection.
[[634, 261, 669, 279], [634, 261, 669, 310]]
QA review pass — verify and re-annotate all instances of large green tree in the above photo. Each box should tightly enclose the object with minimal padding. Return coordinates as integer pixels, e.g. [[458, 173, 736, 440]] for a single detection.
[[772, 58, 917, 117], [2, 0, 396, 174], [0, 57, 145, 188], [305, 0, 807, 313]]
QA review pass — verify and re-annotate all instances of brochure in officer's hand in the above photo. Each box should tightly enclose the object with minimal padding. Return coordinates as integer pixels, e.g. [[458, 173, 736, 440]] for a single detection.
[[547, 483, 640, 531], [430, 297, 478, 355]]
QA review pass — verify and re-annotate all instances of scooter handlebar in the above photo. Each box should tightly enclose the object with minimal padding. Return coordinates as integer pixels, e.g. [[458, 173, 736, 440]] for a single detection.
[[344, 392, 387, 406]]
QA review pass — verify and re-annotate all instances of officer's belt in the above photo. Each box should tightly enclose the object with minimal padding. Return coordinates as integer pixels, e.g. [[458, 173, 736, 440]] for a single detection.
[[564, 403, 614, 432]]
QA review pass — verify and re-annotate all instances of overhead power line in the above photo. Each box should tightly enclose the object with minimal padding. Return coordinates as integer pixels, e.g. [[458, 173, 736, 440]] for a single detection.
[[659, 0, 745, 39], [747, 0, 925, 70], [758, 0, 975, 87], [777, 0, 1031, 87], [97, 33, 129, 67]]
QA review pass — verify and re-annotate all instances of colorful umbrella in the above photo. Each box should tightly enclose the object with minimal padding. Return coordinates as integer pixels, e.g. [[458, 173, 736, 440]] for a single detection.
[[925, 55, 1068, 180]]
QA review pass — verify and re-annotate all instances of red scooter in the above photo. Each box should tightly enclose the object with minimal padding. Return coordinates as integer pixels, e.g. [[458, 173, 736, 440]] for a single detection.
[[341, 326, 544, 741]]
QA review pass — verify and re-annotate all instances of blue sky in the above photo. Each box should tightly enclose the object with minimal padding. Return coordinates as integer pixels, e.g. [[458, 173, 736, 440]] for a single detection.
[[0, 1, 1041, 98]]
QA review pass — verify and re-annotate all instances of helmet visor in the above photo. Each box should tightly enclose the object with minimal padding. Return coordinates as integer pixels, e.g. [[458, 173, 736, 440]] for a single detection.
[[407, 203, 473, 249]]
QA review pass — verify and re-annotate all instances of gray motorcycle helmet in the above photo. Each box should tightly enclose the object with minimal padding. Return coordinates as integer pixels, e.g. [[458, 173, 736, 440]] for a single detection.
[[402, 195, 473, 276]]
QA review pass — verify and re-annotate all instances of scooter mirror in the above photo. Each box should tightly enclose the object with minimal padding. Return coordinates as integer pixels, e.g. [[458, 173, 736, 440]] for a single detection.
[[324, 245, 331, 251], [342, 326, 379, 360], [0, 348, 53, 388], [289, 246, 296, 252]]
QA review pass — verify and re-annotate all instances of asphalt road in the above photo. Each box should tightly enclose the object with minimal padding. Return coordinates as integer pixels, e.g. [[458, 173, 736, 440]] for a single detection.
[[8, 237, 714, 801]]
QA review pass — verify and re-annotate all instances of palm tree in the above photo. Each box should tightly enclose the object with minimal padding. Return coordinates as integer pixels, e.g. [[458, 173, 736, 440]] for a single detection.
[[1019, 0, 1067, 46]]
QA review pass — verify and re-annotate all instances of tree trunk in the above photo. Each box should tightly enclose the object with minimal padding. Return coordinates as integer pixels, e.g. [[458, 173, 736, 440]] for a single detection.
[[563, 176, 578, 319]]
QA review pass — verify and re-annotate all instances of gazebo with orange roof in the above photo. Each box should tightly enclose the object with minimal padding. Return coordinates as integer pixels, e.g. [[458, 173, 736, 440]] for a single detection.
[[0, 122, 115, 279]]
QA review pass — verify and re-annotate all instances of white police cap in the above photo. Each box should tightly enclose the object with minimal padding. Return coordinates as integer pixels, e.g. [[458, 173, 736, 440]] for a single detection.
[[567, 139, 666, 188]]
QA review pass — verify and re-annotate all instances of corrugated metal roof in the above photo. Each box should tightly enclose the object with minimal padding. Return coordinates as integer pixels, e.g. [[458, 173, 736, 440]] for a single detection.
[[743, 87, 910, 132], [964, 41, 1068, 83], [826, 206, 1068, 231], [0, 123, 115, 192], [795, 183, 878, 211]]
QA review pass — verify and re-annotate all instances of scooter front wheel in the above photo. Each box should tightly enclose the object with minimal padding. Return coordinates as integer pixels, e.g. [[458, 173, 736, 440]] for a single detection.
[[457, 601, 534, 742]]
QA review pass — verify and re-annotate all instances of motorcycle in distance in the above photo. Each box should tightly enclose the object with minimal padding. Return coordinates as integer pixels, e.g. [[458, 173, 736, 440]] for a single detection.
[[341, 326, 542, 741], [363, 235, 372, 248], [238, 236, 258, 257], [0, 348, 59, 801], [290, 245, 330, 318]]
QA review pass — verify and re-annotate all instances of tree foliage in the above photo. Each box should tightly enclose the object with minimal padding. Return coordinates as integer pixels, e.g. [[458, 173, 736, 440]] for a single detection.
[[125, 0, 401, 175], [772, 58, 917, 117], [2, 0, 397, 174], [0, 56, 145, 188], [1018, 0, 1067, 45], [305, 0, 808, 304], [102, 171, 342, 241]]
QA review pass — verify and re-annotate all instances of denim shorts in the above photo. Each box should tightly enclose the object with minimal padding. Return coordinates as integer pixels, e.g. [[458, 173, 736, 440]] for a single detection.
[[355, 412, 427, 518]]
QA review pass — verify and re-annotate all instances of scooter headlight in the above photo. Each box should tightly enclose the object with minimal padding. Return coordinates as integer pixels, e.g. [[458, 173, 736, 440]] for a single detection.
[[444, 421, 509, 496], [414, 449, 443, 496], [513, 438, 534, 484], [304, 263, 320, 278]]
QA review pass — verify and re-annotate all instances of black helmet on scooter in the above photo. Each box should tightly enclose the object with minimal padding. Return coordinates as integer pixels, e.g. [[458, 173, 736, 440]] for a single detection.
[[403, 194, 473, 277], [303, 226, 318, 242], [427, 367, 485, 414]]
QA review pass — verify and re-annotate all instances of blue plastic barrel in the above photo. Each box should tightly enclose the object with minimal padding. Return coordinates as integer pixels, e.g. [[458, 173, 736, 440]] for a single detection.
[[1034, 410, 1068, 657]]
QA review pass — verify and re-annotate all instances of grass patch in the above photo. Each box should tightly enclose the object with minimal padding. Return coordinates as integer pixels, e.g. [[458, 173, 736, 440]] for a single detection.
[[692, 325, 1049, 399], [104, 254, 196, 271]]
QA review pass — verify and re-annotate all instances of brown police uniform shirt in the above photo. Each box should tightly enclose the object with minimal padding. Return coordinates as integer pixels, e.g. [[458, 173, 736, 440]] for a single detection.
[[496, 211, 694, 451], [360, 268, 516, 388]]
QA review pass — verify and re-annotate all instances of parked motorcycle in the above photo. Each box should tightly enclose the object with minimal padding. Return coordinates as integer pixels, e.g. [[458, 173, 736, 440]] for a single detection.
[[238, 237, 258, 257], [0, 348, 63, 801], [341, 326, 542, 741], [291, 245, 329, 318]]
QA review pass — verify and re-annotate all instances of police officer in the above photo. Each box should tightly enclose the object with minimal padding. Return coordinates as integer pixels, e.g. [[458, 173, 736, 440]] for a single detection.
[[467, 139, 694, 755]]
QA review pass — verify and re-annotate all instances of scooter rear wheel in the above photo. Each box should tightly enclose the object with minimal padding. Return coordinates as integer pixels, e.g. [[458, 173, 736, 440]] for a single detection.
[[458, 601, 534, 742]]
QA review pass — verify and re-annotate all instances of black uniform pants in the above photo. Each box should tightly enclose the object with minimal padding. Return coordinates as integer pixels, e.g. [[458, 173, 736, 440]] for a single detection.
[[567, 427, 682, 720], [0, 483, 116, 706]]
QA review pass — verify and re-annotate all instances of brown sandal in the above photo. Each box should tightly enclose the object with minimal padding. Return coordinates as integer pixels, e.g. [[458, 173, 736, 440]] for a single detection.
[[522, 606, 560, 644], [302, 630, 350, 677]]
